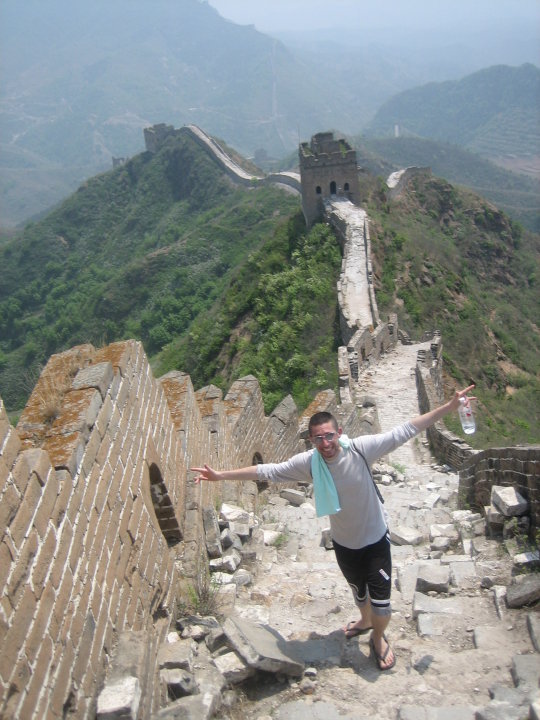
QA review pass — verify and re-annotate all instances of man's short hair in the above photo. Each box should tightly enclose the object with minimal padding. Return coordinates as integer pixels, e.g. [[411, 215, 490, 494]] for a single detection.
[[308, 411, 338, 434]]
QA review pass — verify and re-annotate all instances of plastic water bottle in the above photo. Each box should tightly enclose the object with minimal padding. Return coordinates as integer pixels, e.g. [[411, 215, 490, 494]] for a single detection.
[[458, 397, 476, 434]]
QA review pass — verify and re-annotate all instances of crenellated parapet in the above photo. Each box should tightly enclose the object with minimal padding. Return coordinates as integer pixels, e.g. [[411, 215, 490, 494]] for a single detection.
[[0, 339, 354, 719]]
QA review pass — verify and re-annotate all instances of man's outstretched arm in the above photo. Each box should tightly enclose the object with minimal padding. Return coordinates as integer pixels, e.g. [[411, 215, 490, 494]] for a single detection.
[[191, 464, 259, 484], [410, 384, 475, 433]]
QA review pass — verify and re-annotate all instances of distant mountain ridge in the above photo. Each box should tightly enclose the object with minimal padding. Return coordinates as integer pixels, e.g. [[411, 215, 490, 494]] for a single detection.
[[366, 64, 540, 176], [1, 0, 538, 227]]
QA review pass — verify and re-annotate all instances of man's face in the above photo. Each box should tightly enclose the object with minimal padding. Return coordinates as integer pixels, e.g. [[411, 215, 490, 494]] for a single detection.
[[309, 421, 342, 460]]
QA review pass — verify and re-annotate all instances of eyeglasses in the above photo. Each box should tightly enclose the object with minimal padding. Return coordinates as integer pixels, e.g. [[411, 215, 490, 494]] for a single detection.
[[310, 432, 338, 445]]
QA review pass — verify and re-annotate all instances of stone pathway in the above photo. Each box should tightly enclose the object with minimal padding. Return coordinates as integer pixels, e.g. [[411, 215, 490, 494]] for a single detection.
[[223, 341, 539, 720]]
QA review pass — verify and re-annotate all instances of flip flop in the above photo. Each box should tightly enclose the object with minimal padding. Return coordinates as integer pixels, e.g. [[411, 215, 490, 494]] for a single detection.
[[343, 620, 373, 639], [369, 634, 396, 670]]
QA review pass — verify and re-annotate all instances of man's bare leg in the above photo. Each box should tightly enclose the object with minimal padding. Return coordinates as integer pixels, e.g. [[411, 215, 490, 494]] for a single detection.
[[370, 611, 395, 669]]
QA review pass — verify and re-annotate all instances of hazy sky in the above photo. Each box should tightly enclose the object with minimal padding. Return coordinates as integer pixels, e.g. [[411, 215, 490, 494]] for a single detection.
[[208, 0, 540, 34]]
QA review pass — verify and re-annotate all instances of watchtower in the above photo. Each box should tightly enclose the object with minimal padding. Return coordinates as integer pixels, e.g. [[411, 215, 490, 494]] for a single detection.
[[299, 132, 360, 227]]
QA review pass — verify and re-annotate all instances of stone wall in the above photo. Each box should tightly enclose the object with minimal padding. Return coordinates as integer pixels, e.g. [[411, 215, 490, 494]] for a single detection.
[[0, 341, 314, 720], [459, 447, 540, 540], [414, 333, 478, 469]]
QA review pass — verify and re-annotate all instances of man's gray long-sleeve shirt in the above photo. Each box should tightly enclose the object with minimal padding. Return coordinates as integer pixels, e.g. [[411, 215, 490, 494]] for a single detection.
[[257, 422, 418, 549]]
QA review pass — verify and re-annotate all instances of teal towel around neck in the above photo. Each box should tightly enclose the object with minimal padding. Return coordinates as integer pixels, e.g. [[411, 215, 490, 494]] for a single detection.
[[311, 434, 350, 517]]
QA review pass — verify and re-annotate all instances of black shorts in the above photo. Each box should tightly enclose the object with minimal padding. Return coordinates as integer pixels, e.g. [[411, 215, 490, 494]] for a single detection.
[[333, 531, 392, 616]]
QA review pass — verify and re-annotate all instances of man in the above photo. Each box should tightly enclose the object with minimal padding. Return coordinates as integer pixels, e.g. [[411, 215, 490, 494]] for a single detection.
[[192, 385, 475, 671]]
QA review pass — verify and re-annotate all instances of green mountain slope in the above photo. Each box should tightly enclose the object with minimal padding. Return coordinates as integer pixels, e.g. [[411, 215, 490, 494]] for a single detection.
[[0, 131, 538, 448], [0, 131, 301, 408], [360, 170, 539, 446], [366, 64, 540, 171]]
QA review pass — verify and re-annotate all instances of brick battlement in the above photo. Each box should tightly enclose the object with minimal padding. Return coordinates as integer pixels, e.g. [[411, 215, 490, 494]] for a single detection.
[[0, 339, 362, 719]]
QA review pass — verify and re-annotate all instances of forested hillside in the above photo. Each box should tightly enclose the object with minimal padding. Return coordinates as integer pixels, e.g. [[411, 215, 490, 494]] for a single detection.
[[0, 131, 538, 448]]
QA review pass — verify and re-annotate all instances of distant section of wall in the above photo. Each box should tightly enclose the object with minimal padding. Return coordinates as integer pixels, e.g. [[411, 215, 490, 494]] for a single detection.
[[386, 167, 431, 199]]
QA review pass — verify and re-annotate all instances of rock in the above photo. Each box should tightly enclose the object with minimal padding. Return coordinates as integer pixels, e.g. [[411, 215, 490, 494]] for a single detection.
[[527, 612, 540, 652], [158, 641, 194, 672], [429, 523, 459, 544], [412, 591, 463, 619], [212, 651, 254, 684], [161, 668, 197, 698], [390, 526, 424, 546], [220, 503, 251, 524], [506, 573, 540, 608], [263, 530, 282, 546], [511, 653, 540, 691], [512, 550, 540, 572], [321, 528, 333, 549], [280, 488, 306, 506], [416, 563, 450, 594], [223, 616, 304, 677], [491, 486, 528, 517], [96, 676, 141, 720], [430, 536, 451, 552], [202, 506, 223, 558]]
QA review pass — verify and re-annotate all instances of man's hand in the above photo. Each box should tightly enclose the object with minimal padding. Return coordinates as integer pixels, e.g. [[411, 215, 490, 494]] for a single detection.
[[191, 465, 221, 484], [449, 384, 476, 412]]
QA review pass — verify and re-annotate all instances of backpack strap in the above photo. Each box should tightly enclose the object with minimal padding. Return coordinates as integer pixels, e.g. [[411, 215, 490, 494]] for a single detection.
[[349, 443, 385, 504]]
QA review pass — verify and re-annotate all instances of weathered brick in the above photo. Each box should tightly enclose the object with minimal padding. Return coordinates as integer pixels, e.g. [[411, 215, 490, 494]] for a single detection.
[[95, 461, 114, 514], [95, 393, 113, 440], [3, 654, 31, 717], [0, 482, 21, 535], [32, 526, 57, 595], [73, 361, 114, 399], [69, 512, 89, 576], [80, 425, 102, 479], [25, 581, 55, 664], [50, 519, 73, 589], [0, 585, 36, 683], [33, 469, 60, 539], [0, 540, 14, 590], [18, 634, 53, 720], [10, 473, 42, 549], [0, 427, 21, 475], [7, 528, 39, 606], [104, 538, 122, 593], [65, 475, 84, 526], [96, 428, 111, 466], [71, 613, 96, 689], [49, 640, 75, 718], [51, 470, 72, 528], [42, 430, 85, 478], [52, 566, 74, 642]]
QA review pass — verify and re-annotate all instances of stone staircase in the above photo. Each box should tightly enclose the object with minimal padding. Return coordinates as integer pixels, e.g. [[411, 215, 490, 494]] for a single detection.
[[123, 340, 539, 720]]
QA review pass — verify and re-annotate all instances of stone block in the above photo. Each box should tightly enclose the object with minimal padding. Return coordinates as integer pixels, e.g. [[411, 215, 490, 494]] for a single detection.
[[416, 563, 450, 594], [223, 616, 304, 677], [491, 485, 528, 517], [96, 676, 141, 720], [506, 574, 540, 608], [390, 526, 423, 546], [212, 651, 254, 684], [279, 488, 306, 506], [412, 591, 463, 619]]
